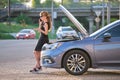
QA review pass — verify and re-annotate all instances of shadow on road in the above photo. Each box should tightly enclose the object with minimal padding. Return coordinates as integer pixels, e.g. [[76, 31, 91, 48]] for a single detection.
[[28, 68, 120, 76]]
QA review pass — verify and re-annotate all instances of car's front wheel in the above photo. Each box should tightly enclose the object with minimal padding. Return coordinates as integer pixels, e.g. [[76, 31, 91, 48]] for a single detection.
[[63, 50, 90, 75]]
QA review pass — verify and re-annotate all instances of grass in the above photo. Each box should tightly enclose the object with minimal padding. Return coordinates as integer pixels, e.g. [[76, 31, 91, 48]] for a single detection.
[[0, 22, 26, 33], [0, 22, 57, 39], [0, 33, 15, 39]]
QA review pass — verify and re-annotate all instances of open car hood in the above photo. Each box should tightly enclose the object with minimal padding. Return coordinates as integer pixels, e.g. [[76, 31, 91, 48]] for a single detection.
[[59, 5, 89, 38]]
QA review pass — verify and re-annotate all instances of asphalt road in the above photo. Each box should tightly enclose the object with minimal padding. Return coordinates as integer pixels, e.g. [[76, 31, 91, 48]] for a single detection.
[[0, 40, 35, 63], [0, 40, 120, 80]]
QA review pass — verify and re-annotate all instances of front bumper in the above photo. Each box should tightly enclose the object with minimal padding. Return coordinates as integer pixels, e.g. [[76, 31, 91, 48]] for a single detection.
[[41, 49, 64, 68]]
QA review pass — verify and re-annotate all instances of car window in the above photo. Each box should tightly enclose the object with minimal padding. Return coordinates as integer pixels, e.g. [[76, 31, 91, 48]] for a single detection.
[[109, 25, 120, 37], [62, 28, 73, 31], [98, 24, 120, 38], [20, 30, 30, 33]]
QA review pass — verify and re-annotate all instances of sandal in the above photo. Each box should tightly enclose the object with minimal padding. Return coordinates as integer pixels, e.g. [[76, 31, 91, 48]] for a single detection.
[[37, 66, 42, 70], [30, 66, 42, 72]]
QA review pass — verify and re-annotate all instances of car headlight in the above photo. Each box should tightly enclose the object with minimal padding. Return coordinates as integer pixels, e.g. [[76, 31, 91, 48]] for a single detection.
[[26, 34, 29, 37], [42, 42, 62, 50], [16, 34, 19, 37]]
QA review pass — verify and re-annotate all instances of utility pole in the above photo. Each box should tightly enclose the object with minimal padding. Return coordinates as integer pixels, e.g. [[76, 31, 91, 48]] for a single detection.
[[102, 0, 105, 27], [87, 0, 94, 34], [119, 0, 120, 19], [8, 0, 11, 25], [51, 0, 54, 35], [107, 0, 110, 24]]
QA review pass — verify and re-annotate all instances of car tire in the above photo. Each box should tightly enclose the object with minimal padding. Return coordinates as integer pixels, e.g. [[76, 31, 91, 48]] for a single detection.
[[63, 50, 90, 75]]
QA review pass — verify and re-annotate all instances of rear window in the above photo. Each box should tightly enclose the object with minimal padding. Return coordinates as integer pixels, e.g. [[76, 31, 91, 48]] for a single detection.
[[20, 30, 30, 33]]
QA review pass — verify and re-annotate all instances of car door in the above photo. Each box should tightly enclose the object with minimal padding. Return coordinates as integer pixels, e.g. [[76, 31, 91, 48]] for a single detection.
[[94, 24, 120, 66]]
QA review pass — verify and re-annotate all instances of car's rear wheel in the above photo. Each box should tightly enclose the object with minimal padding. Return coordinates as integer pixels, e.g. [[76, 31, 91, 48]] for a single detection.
[[63, 50, 90, 75]]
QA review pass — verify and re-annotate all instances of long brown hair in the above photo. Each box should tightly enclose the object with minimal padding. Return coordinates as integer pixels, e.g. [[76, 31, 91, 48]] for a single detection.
[[40, 11, 52, 32]]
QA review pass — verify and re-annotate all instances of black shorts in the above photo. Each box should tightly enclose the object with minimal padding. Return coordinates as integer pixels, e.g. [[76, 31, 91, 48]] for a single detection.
[[34, 37, 49, 51]]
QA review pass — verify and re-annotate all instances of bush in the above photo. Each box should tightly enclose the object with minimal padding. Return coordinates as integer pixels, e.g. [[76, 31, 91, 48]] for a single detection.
[[14, 13, 33, 26], [0, 22, 24, 33], [0, 33, 15, 39]]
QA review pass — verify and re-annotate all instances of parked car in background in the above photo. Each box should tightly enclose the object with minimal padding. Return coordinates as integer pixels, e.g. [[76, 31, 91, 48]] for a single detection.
[[56, 26, 78, 39], [41, 5, 120, 75], [16, 29, 36, 39]]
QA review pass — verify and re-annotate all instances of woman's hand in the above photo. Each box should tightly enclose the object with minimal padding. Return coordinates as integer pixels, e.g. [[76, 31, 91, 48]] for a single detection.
[[33, 28, 38, 31], [33, 28, 39, 31], [33, 28, 42, 32], [39, 19, 42, 25]]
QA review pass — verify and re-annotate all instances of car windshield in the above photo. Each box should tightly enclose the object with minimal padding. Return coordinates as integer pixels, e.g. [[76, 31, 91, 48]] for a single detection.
[[62, 28, 73, 31]]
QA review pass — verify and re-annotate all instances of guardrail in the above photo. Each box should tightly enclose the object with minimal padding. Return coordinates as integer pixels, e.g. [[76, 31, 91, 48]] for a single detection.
[[0, 3, 32, 19], [24, 7, 119, 17], [0, 6, 119, 19]]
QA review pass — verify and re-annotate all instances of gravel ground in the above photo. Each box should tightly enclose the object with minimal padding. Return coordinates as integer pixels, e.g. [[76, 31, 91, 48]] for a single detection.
[[0, 57, 120, 80]]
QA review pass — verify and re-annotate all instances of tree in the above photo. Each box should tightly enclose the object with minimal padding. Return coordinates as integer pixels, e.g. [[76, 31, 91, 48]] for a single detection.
[[0, 0, 25, 8], [0, 0, 7, 8], [14, 13, 33, 26], [31, 0, 36, 8], [40, 0, 52, 8]]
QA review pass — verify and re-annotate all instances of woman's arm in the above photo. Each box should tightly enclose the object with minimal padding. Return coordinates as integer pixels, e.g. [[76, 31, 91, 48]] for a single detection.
[[33, 19, 43, 32], [38, 19, 42, 29]]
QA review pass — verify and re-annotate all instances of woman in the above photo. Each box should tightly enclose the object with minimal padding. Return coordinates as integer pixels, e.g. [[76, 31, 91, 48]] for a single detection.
[[30, 11, 51, 72]]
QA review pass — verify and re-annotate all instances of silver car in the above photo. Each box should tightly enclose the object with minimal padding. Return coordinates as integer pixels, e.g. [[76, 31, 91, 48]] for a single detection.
[[56, 26, 78, 39], [41, 5, 120, 75]]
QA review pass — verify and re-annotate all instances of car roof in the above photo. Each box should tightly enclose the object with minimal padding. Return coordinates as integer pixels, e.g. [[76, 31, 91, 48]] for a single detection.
[[22, 29, 32, 30], [21, 29, 33, 31], [59, 26, 71, 28]]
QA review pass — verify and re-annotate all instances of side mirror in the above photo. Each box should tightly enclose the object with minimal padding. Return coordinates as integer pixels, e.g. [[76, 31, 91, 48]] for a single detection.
[[103, 33, 111, 39]]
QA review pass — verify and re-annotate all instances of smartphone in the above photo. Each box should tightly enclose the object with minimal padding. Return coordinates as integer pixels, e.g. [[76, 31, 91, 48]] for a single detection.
[[39, 19, 42, 21]]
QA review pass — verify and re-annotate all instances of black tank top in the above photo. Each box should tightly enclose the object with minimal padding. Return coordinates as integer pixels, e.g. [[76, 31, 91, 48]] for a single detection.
[[40, 22, 50, 38]]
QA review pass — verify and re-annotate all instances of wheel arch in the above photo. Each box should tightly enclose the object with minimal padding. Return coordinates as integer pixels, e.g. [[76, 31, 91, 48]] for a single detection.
[[61, 48, 92, 68]]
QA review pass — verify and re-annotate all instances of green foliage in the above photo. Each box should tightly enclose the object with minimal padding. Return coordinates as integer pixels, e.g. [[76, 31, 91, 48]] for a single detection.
[[14, 13, 33, 26], [104, 18, 118, 26], [0, 0, 20, 8], [0, 22, 33, 39], [40, 0, 52, 8], [0, 0, 8, 8], [110, 18, 118, 22], [0, 22, 24, 33], [77, 17, 89, 30], [0, 22, 57, 39], [54, 17, 89, 32], [30, 0, 120, 8], [48, 32, 57, 39], [0, 33, 15, 39], [31, 0, 36, 8], [54, 19, 62, 30], [0, 0, 119, 8], [19, 0, 28, 2]]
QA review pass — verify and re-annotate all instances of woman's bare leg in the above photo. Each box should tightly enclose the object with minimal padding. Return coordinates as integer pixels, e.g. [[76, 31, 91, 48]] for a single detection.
[[34, 51, 41, 68], [30, 51, 41, 72]]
